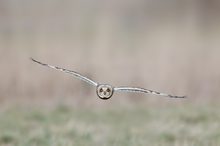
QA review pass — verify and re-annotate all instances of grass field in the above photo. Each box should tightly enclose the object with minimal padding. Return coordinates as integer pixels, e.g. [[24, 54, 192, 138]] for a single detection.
[[0, 103, 220, 146]]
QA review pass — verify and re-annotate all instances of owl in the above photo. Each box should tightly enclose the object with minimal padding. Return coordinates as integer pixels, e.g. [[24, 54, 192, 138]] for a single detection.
[[31, 58, 186, 100]]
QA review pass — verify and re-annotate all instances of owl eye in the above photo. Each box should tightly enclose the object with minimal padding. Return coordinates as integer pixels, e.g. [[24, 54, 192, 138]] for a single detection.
[[99, 88, 103, 92], [106, 88, 111, 92]]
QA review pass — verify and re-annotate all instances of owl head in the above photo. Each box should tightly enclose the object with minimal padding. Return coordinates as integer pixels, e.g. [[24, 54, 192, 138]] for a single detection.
[[96, 84, 114, 100]]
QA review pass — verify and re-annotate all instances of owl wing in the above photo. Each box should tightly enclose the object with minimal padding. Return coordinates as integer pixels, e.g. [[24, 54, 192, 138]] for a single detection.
[[31, 58, 98, 87], [114, 86, 186, 98]]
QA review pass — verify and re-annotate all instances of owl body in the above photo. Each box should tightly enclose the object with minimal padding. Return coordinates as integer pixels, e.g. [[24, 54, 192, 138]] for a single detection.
[[96, 84, 114, 100]]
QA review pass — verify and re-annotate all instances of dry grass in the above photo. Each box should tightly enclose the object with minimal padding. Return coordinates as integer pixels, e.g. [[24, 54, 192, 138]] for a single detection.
[[0, 0, 220, 101]]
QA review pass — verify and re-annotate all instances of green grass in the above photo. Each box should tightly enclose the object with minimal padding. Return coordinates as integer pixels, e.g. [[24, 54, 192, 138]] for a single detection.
[[0, 104, 220, 146]]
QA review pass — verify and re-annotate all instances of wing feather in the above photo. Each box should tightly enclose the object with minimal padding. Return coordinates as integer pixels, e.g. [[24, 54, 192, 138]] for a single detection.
[[114, 87, 185, 98], [31, 58, 98, 86]]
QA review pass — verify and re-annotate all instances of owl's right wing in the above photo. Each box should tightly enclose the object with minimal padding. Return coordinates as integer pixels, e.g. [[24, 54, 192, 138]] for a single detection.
[[114, 86, 186, 98], [31, 58, 98, 87]]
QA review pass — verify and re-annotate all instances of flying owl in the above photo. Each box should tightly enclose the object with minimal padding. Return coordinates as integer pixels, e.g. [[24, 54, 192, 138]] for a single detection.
[[31, 58, 186, 100]]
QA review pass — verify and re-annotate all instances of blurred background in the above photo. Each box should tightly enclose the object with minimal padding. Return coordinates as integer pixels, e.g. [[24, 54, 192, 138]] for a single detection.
[[1, 1, 220, 145], [0, 0, 220, 106]]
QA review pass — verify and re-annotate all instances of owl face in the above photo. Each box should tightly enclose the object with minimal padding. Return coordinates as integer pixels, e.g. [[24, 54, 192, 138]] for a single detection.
[[96, 84, 114, 100]]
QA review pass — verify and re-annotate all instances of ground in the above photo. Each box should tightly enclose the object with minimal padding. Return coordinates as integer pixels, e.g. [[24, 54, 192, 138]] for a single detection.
[[0, 103, 220, 146]]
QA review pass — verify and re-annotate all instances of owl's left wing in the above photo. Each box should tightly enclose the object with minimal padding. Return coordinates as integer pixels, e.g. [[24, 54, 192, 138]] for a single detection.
[[114, 87, 186, 98]]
